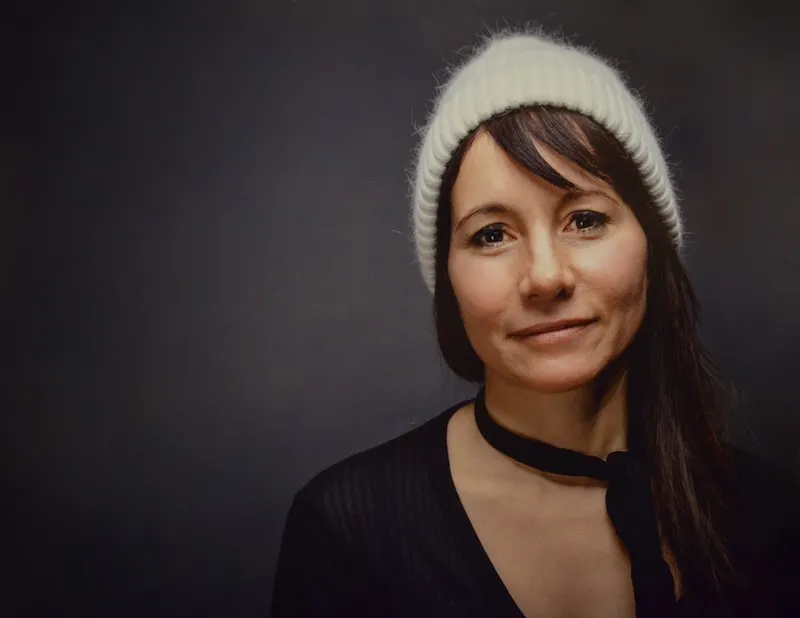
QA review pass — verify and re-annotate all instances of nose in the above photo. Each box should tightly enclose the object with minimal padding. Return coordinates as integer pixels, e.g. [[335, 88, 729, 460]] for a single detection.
[[518, 235, 573, 301]]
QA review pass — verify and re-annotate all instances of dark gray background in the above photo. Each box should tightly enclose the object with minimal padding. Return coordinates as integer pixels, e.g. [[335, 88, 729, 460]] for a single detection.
[[7, 1, 799, 616]]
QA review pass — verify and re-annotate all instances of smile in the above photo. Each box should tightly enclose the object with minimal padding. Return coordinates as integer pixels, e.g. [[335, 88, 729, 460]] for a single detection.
[[511, 319, 597, 345]]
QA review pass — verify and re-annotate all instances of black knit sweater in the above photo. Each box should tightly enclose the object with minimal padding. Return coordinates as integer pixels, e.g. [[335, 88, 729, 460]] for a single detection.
[[271, 399, 800, 617]]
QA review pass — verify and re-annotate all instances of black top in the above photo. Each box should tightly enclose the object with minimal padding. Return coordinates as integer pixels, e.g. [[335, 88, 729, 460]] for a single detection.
[[472, 387, 679, 617], [271, 399, 800, 618]]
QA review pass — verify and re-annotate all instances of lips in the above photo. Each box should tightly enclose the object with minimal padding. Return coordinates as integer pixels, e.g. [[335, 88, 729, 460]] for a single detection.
[[511, 318, 597, 338]]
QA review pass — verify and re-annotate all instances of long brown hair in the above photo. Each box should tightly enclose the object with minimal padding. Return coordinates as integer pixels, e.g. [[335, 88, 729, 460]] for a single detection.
[[433, 106, 742, 600]]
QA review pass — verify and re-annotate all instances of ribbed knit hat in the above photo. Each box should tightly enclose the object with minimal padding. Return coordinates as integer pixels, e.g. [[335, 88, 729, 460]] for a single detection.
[[410, 30, 682, 294]]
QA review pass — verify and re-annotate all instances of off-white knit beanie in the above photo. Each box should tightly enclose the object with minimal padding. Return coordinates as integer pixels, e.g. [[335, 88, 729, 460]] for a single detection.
[[410, 30, 683, 294]]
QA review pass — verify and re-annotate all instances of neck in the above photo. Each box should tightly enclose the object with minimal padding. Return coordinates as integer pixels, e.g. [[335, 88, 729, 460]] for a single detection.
[[482, 369, 629, 458]]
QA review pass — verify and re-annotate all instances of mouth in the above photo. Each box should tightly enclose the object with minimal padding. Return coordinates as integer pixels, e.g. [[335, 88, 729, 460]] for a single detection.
[[511, 318, 597, 343]]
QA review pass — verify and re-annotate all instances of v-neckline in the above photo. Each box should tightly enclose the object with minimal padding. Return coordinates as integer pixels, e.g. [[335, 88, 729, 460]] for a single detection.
[[426, 397, 690, 618], [428, 399, 527, 617]]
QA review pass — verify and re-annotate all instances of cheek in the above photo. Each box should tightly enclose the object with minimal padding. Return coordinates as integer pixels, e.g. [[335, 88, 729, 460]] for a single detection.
[[448, 252, 514, 330], [581, 232, 649, 326]]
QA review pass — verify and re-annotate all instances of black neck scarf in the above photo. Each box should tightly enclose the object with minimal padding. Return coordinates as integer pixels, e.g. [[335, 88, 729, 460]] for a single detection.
[[473, 387, 679, 618]]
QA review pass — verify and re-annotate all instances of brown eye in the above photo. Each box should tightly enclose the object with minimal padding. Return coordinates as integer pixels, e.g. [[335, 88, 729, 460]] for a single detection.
[[568, 211, 610, 233], [468, 224, 507, 248]]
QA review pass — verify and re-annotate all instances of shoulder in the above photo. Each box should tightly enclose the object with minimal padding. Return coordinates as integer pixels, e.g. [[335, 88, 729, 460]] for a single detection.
[[723, 447, 800, 614], [727, 446, 800, 570], [290, 399, 467, 524]]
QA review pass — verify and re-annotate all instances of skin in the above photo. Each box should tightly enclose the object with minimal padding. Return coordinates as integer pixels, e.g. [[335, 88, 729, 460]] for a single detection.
[[448, 130, 649, 455], [444, 130, 654, 617]]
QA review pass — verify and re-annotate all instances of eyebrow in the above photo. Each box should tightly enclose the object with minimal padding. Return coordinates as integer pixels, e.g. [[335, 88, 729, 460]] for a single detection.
[[453, 189, 610, 233]]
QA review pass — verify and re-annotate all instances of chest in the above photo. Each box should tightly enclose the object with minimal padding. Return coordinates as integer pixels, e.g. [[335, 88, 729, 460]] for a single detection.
[[454, 477, 636, 618]]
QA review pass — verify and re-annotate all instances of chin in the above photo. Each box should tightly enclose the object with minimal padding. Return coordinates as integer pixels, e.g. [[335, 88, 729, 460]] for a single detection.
[[517, 375, 593, 394], [506, 360, 602, 394]]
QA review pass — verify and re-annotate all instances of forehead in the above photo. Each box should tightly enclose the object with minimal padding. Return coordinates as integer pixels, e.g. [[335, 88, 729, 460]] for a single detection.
[[451, 131, 613, 213]]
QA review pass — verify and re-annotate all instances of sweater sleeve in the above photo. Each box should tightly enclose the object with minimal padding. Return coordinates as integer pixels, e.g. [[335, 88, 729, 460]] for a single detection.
[[270, 486, 372, 617]]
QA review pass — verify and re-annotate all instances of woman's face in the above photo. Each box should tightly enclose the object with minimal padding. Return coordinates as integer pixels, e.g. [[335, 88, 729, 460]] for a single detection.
[[448, 131, 649, 393]]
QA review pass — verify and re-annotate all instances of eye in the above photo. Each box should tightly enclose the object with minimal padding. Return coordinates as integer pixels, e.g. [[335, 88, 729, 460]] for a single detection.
[[567, 210, 610, 234], [468, 223, 508, 248]]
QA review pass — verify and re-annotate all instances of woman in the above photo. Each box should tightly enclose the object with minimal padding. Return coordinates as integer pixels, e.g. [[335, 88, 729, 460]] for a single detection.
[[270, 29, 800, 617]]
